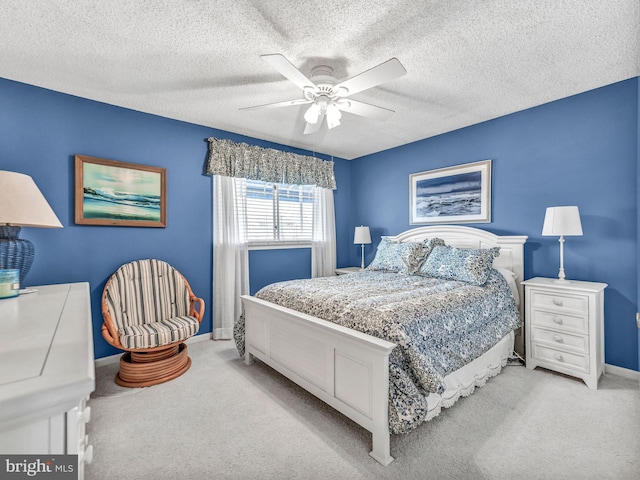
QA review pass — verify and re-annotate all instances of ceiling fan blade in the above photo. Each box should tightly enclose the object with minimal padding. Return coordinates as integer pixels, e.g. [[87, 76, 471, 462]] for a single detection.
[[333, 58, 406, 96], [240, 98, 312, 111], [303, 111, 325, 135], [261, 54, 317, 91], [337, 99, 395, 121]]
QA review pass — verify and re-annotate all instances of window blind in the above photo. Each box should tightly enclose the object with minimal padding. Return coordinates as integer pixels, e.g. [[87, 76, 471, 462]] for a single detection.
[[245, 179, 313, 244]]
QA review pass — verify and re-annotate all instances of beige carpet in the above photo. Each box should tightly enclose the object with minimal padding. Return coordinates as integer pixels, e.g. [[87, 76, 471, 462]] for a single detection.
[[86, 339, 640, 480], [91, 360, 146, 398]]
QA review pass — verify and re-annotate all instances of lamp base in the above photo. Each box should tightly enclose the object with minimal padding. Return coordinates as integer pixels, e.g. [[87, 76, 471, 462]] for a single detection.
[[0, 226, 34, 285]]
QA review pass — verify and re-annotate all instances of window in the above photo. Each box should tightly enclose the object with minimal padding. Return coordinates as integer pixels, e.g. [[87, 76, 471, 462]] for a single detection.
[[245, 179, 313, 246]]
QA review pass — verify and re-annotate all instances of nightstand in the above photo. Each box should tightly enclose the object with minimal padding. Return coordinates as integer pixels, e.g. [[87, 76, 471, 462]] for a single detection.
[[335, 267, 362, 275], [523, 277, 607, 389]]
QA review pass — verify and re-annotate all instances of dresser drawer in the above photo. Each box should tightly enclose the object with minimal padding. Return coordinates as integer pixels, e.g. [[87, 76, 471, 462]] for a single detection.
[[530, 327, 588, 354], [529, 310, 588, 334], [529, 290, 588, 315], [531, 343, 590, 374]]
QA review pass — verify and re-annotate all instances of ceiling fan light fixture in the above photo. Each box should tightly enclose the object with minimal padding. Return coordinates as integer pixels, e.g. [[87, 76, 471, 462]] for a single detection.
[[246, 54, 407, 134], [325, 102, 342, 129]]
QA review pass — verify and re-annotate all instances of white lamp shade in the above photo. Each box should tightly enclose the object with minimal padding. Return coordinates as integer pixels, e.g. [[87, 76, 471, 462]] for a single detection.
[[304, 103, 322, 124], [354, 226, 371, 244], [0, 171, 63, 228], [325, 103, 342, 129], [542, 206, 582, 236]]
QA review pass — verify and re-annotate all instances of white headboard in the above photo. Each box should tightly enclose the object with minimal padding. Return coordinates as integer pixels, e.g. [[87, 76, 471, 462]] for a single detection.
[[387, 225, 528, 318]]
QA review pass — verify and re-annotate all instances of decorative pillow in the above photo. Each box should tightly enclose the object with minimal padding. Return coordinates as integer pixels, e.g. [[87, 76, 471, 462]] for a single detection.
[[419, 245, 500, 285], [400, 237, 446, 274], [368, 237, 446, 274], [367, 237, 417, 272], [423, 237, 446, 257], [399, 243, 429, 274]]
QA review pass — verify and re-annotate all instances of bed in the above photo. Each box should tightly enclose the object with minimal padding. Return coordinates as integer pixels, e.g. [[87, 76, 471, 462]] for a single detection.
[[237, 225, 527, 465]]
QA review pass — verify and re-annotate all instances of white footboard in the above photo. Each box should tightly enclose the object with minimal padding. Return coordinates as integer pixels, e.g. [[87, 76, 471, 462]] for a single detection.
[[241, 295, 397, 466]]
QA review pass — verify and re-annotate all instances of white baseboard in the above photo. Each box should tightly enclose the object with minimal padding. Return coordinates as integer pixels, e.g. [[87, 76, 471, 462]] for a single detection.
[[186, 333, 214, 345], [94, 353, 120, 367], [94, 333, 214, 368], [605, 363, 640, 381]]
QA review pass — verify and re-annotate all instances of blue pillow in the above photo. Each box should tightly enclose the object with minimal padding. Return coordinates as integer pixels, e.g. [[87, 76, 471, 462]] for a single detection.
[[419, 245, 500, 285], [367, 237, 414, 272], [367, 237, 445, 273]]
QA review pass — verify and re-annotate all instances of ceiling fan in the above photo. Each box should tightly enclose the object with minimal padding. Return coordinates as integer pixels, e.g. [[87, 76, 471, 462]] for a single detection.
[[241, 54, 407, 134]]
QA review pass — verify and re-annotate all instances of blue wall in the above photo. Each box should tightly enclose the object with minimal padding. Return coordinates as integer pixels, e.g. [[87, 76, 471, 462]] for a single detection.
[[348, 78, 639, 371], [2, 76, 638, 372], [0, 78, 349, 359]]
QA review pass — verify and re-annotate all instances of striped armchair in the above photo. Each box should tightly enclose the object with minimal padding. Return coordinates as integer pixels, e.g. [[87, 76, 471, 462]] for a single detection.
[[101, 259, 205, 387]]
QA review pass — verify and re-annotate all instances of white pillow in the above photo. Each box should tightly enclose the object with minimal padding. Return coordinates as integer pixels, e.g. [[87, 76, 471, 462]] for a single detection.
[[494, 266, 519, 306]]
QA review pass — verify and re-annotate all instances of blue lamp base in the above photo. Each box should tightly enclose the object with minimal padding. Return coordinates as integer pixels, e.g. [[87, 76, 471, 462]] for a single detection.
[[0, 226, 34, 285]]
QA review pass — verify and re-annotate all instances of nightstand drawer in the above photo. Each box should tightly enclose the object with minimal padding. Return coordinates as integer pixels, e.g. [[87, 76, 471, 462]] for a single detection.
[[529, 310, 588, 334], [530, 327, 588, 354], [529, 290, 588, 315], [531, 344, 590, 373]]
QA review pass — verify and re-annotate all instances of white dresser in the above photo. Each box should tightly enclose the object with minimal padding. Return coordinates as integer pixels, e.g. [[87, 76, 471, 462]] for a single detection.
[[0, 283, 95, 478], [523, 277, 607, 389]]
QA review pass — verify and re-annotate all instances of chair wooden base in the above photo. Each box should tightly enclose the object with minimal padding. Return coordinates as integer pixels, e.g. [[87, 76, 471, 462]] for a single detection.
[[115, 343, 191, 388]]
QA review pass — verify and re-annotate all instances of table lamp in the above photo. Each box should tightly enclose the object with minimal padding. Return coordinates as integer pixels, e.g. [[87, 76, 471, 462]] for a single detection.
[[542, 206, 583, 283], [0, 170, 63, 285], [354, 225, 371, 270]]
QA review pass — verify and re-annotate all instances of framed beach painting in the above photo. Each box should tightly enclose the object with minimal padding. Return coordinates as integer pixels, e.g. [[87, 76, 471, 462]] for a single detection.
[[409, 159, 491, 224], [74, 155, 167, 227]]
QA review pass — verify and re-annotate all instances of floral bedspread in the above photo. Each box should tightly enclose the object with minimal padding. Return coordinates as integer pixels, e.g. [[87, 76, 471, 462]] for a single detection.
[[234, 269, 520, 434]]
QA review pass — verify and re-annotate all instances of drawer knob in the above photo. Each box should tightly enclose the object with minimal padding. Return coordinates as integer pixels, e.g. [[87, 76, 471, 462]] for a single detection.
[[81, 444, 94, 464], [555, 353, 564, 362], [553, 298, 563, 306], [553, 316, 563, 324], [553, 334, 563, 343]]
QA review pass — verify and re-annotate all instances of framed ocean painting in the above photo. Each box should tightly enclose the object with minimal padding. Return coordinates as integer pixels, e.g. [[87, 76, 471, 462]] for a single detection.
[[409, 160, 491, 224], [74, 155, 167, 227]]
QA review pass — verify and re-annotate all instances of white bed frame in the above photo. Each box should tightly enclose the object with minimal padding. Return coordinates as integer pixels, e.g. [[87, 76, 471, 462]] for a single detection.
[[241, 225, 527, 465]]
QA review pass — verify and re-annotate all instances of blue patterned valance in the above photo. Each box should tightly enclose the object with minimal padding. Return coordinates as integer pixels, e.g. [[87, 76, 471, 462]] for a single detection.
[[205, 137, 336, 190]]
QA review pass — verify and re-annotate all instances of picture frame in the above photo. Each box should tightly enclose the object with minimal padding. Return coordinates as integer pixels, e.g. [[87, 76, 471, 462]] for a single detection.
[[74, 154, 167, 227], [409, 159, 491, 224]]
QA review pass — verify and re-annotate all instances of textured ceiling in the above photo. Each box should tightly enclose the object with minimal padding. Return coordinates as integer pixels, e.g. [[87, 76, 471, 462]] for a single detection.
[[1, 1, 638, 159]]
